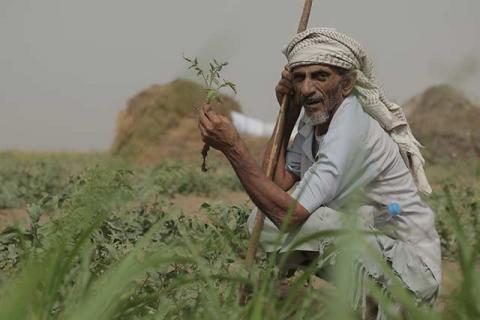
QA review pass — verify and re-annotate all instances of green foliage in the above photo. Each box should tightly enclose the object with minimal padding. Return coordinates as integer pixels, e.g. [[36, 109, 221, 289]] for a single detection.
[[0, 151, 112, 209], [183, 55, 237, 104], [426, 157, 480, 258], [0, 165, 252, 319], [430, 183, 480, 258], [144, 161, 242, 197], [0, 153, 241, 210], [0, 153, 478, 319]]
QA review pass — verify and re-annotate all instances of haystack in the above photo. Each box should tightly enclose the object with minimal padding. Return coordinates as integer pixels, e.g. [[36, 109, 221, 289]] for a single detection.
[[112, 79, 242, 162], [404, 84, 480, 159]]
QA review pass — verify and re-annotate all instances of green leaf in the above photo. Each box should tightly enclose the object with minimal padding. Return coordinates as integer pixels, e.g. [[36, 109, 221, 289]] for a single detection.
[[223, 81, 237, 94], [206, 90, 217, 103]]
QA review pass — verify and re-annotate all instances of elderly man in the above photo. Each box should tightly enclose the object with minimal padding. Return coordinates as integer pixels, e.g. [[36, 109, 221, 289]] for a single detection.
[[198, 28, 441, 311]]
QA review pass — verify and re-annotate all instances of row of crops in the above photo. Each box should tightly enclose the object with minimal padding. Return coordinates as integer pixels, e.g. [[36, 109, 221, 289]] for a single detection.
[[0, 152, 478, 319]]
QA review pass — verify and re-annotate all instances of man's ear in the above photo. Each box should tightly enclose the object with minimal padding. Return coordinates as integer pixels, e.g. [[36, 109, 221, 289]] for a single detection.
[[341, 71, 357, 97]]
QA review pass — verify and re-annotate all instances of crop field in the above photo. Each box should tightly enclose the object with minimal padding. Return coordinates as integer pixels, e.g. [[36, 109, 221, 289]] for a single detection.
[[0, 151, 478, 319]]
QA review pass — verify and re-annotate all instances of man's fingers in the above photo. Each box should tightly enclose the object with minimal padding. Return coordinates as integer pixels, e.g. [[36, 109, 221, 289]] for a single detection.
[[276, 70, 293, 106], [277, 81, 292, 94], [199, 109, 212, 131], [198, 120, 205, 134], [281, 69, 292, 81], [203, 104, 213, 113], [202, 104, 221, 123], [198, 120, 208, 139]]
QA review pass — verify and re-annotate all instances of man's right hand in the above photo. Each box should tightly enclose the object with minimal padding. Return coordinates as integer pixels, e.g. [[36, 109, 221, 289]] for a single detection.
[[275, 68, 294, 106], [275, 68, 302, 129]]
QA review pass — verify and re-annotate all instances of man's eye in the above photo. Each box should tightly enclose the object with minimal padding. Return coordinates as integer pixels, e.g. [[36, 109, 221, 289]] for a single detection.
[[293, 75, 304, 83], [315, 72, 329, 80], [293, 74, 305, 81]]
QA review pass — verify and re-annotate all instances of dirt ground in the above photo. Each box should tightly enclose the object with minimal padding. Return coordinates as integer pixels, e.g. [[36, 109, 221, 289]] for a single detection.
[[0, 208, 29, 230], [171, 191, 250, 216]]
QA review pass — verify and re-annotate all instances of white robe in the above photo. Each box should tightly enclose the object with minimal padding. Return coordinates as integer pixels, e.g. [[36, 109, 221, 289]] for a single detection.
[[247, 95, 441, 301]]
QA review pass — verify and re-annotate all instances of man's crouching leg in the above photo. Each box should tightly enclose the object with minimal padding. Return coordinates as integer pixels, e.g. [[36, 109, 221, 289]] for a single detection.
[[247, 206, 344, 302], [247, 206, 345, 276]]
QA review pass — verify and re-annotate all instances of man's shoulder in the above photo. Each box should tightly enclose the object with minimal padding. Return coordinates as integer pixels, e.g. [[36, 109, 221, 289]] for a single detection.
[[334, 95, 367, 120], [327, 95, 371, 135]]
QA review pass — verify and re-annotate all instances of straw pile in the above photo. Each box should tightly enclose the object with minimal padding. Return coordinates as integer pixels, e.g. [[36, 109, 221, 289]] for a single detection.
[[112, 79, 242, 162], [404, 84, 480, 159]]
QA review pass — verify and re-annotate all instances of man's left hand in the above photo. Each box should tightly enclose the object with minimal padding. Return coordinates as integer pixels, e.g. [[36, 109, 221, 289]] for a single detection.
[[198, 104, 241, 152]]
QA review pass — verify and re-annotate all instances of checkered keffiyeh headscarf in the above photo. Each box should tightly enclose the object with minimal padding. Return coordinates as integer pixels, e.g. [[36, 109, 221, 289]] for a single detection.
[[283, 27, 432, 195]]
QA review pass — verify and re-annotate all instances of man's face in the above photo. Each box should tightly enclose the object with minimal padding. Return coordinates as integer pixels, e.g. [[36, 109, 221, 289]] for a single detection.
[[291, 64, 346, 122]]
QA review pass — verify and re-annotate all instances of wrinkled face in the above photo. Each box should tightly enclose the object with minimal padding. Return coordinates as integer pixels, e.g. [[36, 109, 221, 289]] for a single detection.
[[292, 64, 346, 124]]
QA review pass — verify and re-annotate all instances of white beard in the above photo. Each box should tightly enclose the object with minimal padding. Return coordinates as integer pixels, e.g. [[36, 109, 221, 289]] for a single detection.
[[303, 109, 330, 126]]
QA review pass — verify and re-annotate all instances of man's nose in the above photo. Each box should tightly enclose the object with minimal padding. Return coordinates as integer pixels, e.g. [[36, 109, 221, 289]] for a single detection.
[[300, 78, 315, 97]]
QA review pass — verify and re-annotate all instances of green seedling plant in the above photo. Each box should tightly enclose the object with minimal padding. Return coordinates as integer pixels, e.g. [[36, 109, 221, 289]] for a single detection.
[[184, 55, 237, 172]]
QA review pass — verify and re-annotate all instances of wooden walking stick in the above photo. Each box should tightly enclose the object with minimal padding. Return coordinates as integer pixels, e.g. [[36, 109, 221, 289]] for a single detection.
[[240, 0, 314, 304]]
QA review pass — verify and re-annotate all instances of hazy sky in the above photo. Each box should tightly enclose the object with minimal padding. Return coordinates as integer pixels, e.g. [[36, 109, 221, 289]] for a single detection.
[[1, 0, 479, 151]]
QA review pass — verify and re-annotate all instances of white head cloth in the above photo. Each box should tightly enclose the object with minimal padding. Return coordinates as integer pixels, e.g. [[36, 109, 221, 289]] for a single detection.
[[283, 28, 432, 195]]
